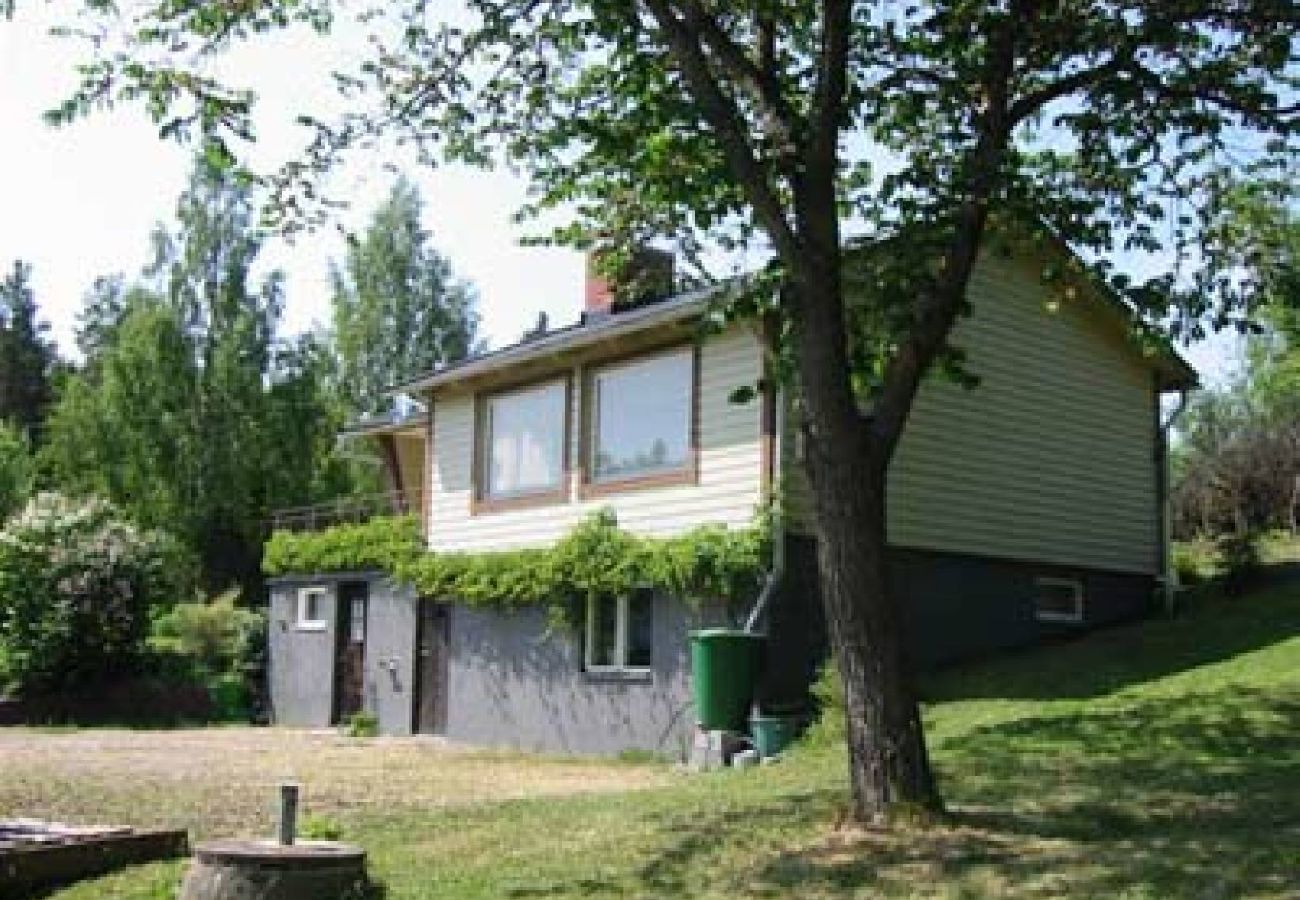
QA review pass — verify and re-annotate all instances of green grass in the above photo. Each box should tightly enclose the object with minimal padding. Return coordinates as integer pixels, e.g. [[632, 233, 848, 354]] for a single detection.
[[40, 567, 1300, 899]]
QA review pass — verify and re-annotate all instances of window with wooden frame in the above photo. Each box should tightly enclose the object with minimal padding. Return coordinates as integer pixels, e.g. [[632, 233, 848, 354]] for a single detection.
[[1033, 577, 1084, 623], [585, 588, 655, 674], [583, 346, 697, 496], [475, 377, 570, 511], [296, 586, 328, 631]]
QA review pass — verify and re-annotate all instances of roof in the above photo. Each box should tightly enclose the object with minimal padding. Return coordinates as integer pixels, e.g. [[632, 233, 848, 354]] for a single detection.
[[391, 285, 719, 394], [339, 410, 429, 440], [390, 242, 1197, 396]]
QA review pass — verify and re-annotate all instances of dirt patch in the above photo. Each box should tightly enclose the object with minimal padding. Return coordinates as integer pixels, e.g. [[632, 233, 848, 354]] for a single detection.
[[0, 727, 671, 840]]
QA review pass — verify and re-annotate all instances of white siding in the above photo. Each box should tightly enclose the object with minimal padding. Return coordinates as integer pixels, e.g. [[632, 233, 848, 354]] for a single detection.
[[784, 251, 1160, 575], [427, 324, 765, 552]]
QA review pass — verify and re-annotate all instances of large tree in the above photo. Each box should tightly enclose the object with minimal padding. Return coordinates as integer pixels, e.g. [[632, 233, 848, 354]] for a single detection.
[[43, 158, 351, 592], [332, 177, 480, 416], [31, 0, 1300, 821], [0, 260, 55, 443]]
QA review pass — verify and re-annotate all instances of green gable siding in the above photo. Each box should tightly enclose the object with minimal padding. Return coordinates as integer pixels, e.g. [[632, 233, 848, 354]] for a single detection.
[[784, 250, 1160, 576]]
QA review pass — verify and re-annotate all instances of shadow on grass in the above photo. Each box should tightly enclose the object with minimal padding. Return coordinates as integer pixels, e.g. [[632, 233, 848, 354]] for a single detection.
[[502, 684, 1297, 899], [753, 686, 1299, 898], [924, 566, 1300, 703]]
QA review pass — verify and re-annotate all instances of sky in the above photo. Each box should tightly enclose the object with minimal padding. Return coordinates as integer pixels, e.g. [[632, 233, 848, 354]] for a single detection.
[[0, 5, 1241, 383]]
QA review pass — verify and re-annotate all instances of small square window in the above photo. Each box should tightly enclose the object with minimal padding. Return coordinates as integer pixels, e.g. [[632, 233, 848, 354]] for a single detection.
[[296, 587, 329, 631], [585, 589, 654, 673], [1034, 577, 1084, 624]]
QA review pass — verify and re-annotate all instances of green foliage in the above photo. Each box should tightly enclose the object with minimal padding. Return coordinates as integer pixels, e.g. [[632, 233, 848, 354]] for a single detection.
[[264, 509, 770, 622], [0, 421, 34, 523], [263, 515, 424, 576], [800, 658, 846, 752], [331, 177, 480, 416], [40, 157, 359, 592], [1217, 532, 1264, 597], [299, 815, 345, 841], [206, 672, 252, 722], [346, 710, 379, 738], [0, 493, 183, 695], [0, 259, 56, 444], [149, 590, 264, 677]]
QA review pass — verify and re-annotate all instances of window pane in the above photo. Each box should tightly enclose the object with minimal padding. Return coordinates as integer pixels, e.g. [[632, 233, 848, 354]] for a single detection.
[[589, 595, 618, 668], [487, 382, 566, 497], [350, 597, 366, 642], [626, 590, 654, 668], [592, 351, 691, 480]]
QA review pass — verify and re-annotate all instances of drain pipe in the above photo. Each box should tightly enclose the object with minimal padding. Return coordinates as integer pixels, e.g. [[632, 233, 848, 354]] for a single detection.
[[1159, 387, 1191, 615], [744, 387, 787, 634]]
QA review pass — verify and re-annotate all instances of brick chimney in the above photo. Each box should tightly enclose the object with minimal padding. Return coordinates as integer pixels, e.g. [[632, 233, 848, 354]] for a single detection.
[[584, 247, 675, 316]]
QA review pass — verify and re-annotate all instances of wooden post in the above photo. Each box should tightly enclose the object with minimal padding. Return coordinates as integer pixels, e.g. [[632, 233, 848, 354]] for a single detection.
[[278, 783, 298, 846]]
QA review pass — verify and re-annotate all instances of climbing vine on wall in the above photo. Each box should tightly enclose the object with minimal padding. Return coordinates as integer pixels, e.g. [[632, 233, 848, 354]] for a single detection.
[[263, 509, 771, 623]]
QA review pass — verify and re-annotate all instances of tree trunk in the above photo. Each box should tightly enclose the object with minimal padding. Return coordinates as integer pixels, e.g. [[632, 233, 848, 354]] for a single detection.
[[788, 255, 941, 823]]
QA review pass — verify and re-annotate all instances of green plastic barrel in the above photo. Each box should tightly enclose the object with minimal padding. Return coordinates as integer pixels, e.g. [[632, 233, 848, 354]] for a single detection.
[[689, 629, 763, 731], [750, 714, 801, 759]]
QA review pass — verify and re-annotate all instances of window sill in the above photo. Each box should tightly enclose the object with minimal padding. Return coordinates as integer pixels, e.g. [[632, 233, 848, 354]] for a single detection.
[[471, 487, 569, 515], [295, 621, 328, 632], [578, 466, 697, 500], [1035, 613, 1084, 625], [583, 668, 653, 685]]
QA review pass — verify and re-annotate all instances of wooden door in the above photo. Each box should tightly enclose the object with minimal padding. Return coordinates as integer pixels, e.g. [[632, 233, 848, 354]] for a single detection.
[[333, 583, 368, 724], [415, 599, 448, 734]]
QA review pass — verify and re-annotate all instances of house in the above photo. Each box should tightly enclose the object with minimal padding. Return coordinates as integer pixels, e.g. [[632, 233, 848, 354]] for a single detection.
[[265, 235, 1197, 757]]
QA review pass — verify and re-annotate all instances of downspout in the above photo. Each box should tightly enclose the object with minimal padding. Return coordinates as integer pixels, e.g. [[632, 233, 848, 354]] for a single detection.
[[744, 385, 786, 634], [1159, 386, 1191, 615]]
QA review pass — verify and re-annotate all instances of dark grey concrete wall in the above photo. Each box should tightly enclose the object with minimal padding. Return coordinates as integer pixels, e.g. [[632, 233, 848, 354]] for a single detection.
[[763, 535, 1158, 710], [443, 597, 729, 759], [267, 582, 337, 728], [361, 578, 419, 736], [266, 574, 419, 735]]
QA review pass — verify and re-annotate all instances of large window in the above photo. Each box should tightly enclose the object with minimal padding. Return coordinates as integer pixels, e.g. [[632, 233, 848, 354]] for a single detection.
[[585, 589, 654, 673], [588, 348, 693, 484], [481, 380, 568, 501]]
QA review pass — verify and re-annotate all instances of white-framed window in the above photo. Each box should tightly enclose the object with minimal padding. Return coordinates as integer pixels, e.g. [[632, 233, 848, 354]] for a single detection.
[[585, 588, 654, 673], [482, 380, 568, 499], [1034, 577, 1084, 623], [589, 348, 693, 482], [296, 586, 329, 631]]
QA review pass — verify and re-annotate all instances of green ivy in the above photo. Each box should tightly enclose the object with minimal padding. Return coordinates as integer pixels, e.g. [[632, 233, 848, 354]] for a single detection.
[[263, 515, 423, 576], [263, 509, 771, 624]]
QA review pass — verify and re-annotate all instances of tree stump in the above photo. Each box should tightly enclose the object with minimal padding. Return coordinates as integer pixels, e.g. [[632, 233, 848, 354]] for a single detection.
[[179, 840, 370, 900]]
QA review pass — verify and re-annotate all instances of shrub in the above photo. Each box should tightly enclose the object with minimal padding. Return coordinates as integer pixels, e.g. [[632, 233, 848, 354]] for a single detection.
[[0, 493, 183, 696], [799, 658, 845, 752], [149, 590, 264, 677], [299, 815, 344, 841], [207, 672, 252, 722], [346, 710, 378, 738], [1218, 531, 1263, 596], [0, 424, 33, 524]]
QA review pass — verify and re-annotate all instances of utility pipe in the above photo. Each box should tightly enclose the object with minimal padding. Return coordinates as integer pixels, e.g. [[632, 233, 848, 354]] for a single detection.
[[1159, 387, 1191, 615]]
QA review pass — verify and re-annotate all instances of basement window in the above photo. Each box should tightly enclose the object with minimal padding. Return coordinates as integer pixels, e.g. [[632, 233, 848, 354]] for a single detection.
[[1033, 577, 1084, 624], [296, 586, 329, 631], [585, 588, 654, 674]]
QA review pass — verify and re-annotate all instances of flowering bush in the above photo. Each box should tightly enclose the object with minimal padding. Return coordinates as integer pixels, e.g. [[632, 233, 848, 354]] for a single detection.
[[0, 493, 183, 695]]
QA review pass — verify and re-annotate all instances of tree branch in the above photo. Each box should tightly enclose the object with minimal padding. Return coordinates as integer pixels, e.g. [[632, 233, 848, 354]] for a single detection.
[[869, 3, 1023, 452], [674, 0, 804, 162], [641, 0, 801, 260]]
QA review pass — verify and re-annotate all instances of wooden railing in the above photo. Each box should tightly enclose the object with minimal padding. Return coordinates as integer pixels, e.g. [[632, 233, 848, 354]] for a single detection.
[[270, 490, 411, 533]]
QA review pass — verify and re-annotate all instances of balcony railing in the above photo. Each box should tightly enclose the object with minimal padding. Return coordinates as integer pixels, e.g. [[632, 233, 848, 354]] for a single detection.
[[270, 490, 414, 533]]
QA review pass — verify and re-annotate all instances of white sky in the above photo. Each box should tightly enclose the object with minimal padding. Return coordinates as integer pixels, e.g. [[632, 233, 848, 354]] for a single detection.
[[0, 5, 1239, 382]]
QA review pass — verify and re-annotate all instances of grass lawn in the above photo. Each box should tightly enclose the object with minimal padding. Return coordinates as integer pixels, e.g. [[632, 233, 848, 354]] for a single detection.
[[12, 564, 1299, 899]]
